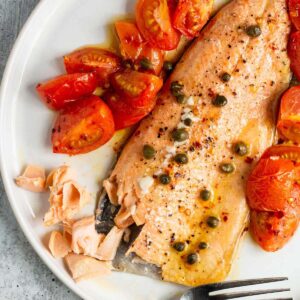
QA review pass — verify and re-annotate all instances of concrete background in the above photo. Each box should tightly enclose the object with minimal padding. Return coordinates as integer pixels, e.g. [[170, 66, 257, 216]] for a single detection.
[[0, 1, 80, 299]]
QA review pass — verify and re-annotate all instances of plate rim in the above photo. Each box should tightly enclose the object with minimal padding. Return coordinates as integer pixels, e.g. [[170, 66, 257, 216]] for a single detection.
[[0, 1, 89, 299]]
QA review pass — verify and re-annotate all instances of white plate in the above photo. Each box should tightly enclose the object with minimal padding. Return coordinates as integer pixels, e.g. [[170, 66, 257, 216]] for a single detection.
[[0, 0, 298, 299]]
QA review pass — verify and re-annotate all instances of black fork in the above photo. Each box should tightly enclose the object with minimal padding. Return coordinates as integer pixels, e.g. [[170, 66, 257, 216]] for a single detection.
[[180, 277, 292, 300]]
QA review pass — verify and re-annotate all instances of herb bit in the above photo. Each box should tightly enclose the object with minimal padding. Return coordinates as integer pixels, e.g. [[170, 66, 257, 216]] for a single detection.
[[140, 58, 153, 70]]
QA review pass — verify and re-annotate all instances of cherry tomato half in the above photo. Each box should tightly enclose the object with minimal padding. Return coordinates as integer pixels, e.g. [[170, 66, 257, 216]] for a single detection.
[[288, 31, 300, 81], [36, 73, 98, 110], [173, 0, 213, 39], [64, 48, 121, 86], [115, 21, 164, 75], [52, 96, 115, 155], [246, 157, 300, 213], [110, 70, 163, 108], [105, 92, 151, 130], [105, 70, 162, 130], [136, 0, 180, 50], [277, 86, 300, 144], [251, 210, 299, 252], [262, 145, 300, 162], [288, 0, 300, 31]]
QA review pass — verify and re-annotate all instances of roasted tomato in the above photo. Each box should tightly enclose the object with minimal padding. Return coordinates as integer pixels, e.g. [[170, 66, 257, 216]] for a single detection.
[[277, 86, 300, 143], [173, 0, 213, 38], [105, 92, 151, 130], [136, 0, 180, 50], [115, 21, 164, 74], [110, 70, 163, 107], [246, 157, 300, 213], [64, 48, 121, 86], [262, 145, 300, 162], [106, 70, 162, 129], [288, 0, 300, 31], [251, 210, 299, 252], [52, 96, 115, 155], [36, 73, 98, 110], [288, 31, 300, 81]]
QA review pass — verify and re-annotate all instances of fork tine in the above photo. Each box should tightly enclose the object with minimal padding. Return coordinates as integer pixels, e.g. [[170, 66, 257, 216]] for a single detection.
[[206, 277, 288, 291], [209, 288, 290, 300]]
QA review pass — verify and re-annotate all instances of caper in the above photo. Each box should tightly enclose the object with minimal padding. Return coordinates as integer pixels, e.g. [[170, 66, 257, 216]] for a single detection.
[[163, 61, 174, 73], [172, 128, 189, 142], [206, 216, 220, 228], [175, 92, 187, 104], [234, 142, 248, 156], [212, 95, 228, 107], [186, 253, 198, 265], [122, 59, 133, 69], [219, 163, 235, 174], [159, 174, 171, 185], [140, 58, 153, 70], [200, 189, 211, 201], [245, 25, 262, 37], [221, 72, 231, 82], [143, 144, 156, 159], [199, 242, 208, 250], [173, 242, 185, 252], [184, 118, 193, 126], [170, 81, 184, 93], [174, 153, 189, 164]]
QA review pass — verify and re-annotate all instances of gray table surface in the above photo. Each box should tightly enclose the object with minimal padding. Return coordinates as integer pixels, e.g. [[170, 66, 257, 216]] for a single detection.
[[0, 1, 81, 299]]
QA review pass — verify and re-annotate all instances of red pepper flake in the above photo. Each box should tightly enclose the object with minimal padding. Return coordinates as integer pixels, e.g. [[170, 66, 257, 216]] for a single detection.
[[223, 215, 228, 222], [245, 157, 254, 164]]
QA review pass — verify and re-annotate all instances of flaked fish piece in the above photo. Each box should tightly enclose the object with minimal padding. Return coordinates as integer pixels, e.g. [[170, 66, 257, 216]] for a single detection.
[[95, 226, 124, 261], [48, 231, 71, 258], [104, 0, 291, 286], [72, 216, 104, 257], [44, 180, 91, 226], [65, 253, 111, 282], [46, 165, 76, 189], [15, 165, 46, 193]]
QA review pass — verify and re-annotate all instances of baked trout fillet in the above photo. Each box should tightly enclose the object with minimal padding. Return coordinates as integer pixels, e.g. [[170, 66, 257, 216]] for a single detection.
[[104, 0, 291, 286]]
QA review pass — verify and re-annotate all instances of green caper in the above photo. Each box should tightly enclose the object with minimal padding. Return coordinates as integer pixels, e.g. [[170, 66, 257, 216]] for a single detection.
[[212, 95, 228, 107], [184, 118, 193, 126], [219, 163, 235, 174], [163, 61, 173, 73], [174, 153, 189, 164], [221, 72, 231, 82], [186, 253, 198, 265], [140, 58, 153, 70], [199, 242, 208, 250], [159, 174, 171, 185], [206, 216, 220, 228], [200, 189, 211, 201], [234, 142, 248, 156], [175, 92, 187, 104], [122, 59, 133, 69], [173, 242, 185, 252], [172, 128, 189, 142], [170, 81, 184, 93], [143, 144, 156, 159], [245, 25, 262, 37]]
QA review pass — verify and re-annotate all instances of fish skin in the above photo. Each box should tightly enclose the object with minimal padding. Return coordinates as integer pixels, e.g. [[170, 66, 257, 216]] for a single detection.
[[104, 0, 291, 286]]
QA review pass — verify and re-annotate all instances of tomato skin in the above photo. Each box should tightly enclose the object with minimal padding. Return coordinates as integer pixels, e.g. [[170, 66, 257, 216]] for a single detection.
[[136, 0, 180, 50], [115, 21, 164, 75], [251, 210, 299, 252], [288, 31, 300, 81], [277, 86, 300, 143], [36, 73, 98, 110], [105, 92, 155, 130], [52, 96, 115, 155], [106, 70, 162, 129], [288, 0, 300, 31], [173, 0, 213, 39], [246, 157, 300, 213], [110, 70, 163, 107], [262, 145, 300, 162], [64, 48, 121, 86]]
